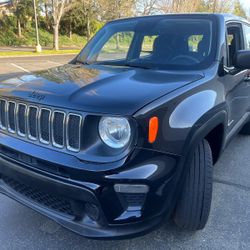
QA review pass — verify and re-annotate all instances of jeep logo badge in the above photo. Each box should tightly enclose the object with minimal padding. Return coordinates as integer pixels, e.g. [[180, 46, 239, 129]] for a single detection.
[[28, 91, 45, 101]]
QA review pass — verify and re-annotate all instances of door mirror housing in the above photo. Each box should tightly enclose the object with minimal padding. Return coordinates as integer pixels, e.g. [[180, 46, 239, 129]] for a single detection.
[[234, 50, 250, 69]]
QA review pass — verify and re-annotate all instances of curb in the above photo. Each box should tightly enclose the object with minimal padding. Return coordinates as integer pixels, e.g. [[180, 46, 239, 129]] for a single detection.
[[0, 53, 78, 59]]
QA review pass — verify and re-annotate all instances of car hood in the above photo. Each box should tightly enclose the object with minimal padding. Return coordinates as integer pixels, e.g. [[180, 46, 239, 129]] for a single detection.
[[0, 64, 203, 115]]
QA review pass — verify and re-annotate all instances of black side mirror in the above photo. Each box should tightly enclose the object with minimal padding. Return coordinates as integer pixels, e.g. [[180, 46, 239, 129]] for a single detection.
[[234, 50, 250, 69]]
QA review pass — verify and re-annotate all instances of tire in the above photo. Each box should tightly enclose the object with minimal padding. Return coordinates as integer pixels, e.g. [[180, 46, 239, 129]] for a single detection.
[[174, 139, 213, 230], [240, 122, 250, 135]]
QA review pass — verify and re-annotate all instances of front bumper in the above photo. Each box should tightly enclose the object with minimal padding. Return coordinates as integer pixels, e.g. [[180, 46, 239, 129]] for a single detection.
[[0, 141, 179, 239]]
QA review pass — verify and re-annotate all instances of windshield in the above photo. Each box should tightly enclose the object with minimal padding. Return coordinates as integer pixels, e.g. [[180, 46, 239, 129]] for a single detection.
[[77, 16, 217, 70]]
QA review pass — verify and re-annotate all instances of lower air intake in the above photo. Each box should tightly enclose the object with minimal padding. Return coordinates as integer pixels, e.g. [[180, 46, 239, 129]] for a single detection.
[[2, 175, 74, 216]]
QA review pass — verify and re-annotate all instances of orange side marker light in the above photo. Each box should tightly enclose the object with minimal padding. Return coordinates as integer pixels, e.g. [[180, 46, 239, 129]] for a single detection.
[[148, 116, 159, 143]]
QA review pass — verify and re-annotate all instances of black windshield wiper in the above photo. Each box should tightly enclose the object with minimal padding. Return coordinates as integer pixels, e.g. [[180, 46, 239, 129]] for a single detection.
[[76, 60, 152, 69], [76, 60, 91, 65], [124, 63, 151, 70]]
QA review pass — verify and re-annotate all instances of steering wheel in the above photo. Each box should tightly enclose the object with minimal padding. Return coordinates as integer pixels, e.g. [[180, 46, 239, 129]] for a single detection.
[[170, 55, 200, 64]]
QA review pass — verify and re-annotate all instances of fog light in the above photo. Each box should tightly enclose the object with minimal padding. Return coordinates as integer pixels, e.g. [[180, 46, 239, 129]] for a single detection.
[[114, 184, 149, 194], [85, 203, 100, 221]]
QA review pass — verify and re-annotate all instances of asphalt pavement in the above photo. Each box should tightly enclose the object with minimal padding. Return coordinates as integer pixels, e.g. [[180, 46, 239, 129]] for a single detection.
[[0, 55, 249, 250], [0, 54, 75, 81]]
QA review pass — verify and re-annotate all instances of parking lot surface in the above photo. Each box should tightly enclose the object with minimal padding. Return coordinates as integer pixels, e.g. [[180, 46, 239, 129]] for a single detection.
[[0, 55, 250, 250]]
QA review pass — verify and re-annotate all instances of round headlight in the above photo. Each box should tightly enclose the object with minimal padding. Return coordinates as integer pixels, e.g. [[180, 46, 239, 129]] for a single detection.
[[99, 117, 131, 149]]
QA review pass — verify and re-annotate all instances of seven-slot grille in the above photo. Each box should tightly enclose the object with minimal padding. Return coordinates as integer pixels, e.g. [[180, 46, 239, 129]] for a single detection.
[[0, 99, 82, 152]]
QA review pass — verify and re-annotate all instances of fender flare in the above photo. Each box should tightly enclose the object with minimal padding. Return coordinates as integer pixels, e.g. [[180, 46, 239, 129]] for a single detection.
[[168, 109, 227, 216], [183, 109, 227, 161]]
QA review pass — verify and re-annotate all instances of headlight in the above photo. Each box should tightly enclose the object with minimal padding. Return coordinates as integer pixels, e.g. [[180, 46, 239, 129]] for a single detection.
[[99, 117, 131, 149]]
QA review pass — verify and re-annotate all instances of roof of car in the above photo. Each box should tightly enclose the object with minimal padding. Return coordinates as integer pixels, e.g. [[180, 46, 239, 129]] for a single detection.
[[220, 13, 250, 23], [110, 13, 250, 25]]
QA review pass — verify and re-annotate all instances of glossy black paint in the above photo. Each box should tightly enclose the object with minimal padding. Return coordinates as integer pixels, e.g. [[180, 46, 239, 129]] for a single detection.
[[234, 50, 250, 69], [0, 13, 250, 239], [0, 65, 203, 115]]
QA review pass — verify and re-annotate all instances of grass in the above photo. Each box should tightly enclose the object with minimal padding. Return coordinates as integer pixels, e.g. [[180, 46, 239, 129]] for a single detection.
[[0, 25, 87, 48], [0, 49, 81, 57]]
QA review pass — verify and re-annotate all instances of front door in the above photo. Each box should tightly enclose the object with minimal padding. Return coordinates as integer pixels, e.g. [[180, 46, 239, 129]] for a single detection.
[[222, 22, 250, 132]]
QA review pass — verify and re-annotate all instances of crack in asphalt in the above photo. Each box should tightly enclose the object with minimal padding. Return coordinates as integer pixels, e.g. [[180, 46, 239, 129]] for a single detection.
[[213, 178, 250, 192]]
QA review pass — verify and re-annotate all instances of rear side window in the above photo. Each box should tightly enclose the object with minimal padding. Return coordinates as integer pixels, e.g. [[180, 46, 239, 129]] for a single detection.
[[243, 24, 250, 50]]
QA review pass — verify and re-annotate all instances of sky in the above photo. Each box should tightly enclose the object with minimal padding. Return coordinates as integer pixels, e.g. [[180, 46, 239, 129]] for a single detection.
[[0, 0, 10, 3], [0, 0, 249, 15], [241, 0, 250, 14]]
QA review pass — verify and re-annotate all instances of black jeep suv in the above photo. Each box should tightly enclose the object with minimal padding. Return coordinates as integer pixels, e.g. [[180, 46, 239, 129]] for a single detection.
[[0, 14, 250, 239]]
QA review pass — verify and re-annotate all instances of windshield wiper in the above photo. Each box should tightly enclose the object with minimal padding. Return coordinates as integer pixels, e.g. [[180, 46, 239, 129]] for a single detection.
[[76, 60, 152, 69], [75, 60, 91, 65], [124, 63, 151, 70]]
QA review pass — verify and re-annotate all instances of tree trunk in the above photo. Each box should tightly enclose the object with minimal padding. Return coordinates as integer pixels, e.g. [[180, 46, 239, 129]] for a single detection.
[[212, 0, 217, 13], [86, 16, 91, 42], [53, 23, 59, 51], [44, 3, 50, 31], [69, 22, 72, 39], [115, 34, 120, 50], [17, 19, 22, 37]]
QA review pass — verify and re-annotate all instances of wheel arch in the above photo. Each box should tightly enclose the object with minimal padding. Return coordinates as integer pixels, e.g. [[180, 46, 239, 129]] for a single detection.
[[204, 123, 225, 164], [183, 109, 227, 165]]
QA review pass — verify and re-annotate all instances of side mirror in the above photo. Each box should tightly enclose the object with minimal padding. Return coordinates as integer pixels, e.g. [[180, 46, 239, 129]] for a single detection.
[[234, 50, 250, 69]]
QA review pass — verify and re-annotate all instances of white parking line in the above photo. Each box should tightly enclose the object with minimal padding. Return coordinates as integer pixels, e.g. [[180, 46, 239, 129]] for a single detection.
[[47, 60, 63, 66], [10, 63, 30, 73]]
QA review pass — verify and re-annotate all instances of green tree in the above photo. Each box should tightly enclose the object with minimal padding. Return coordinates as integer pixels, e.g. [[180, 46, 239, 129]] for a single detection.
[[40, 0, 75, 50], [196, 0, 235, 13], [99, 0, 135, 21], [233, 0, 247, 18], [12, 0, 34, 37], [99, 0, 135, 48], [61, 3, 103, 40], [78, 0, 99, 41]]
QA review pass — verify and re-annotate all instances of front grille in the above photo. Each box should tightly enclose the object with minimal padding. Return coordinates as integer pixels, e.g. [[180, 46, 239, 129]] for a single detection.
[[2, 175, 74, 216], [52, 111, 65, 148], [28, 106, 38, 140], [17, 104, 27, 136], [0, 99, 82, 152], [67, 114, 82, 152], [0, 100, 7, 129], [7, 101, 16, 133], [39, 108, 51, 144]]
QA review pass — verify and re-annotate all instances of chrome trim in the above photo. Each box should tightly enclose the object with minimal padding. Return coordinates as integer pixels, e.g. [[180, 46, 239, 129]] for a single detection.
[[38, 108, 51, 145], [7, 101, 16, 134], [0, 99, 7, 130], [16, 103, 27, 137], [66, 113, 82, 152], [51, 110, 66, 148], [27, 105, 38, 141]]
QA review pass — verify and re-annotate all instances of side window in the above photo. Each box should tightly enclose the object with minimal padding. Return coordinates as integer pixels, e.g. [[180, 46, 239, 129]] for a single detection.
[[226, 24, 243, 67], [140, 36, 157, 58], [97, 32, 134, 61], [243, 25, 250, 50], [188, 35, 203, 52]]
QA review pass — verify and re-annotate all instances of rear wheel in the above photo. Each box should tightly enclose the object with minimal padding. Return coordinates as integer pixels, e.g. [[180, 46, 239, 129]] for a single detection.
[[174, 139, 213, 230]]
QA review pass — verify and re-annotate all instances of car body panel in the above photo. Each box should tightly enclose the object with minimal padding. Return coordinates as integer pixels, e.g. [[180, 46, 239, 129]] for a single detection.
[[0, 64, 203, 115], [0, 13, 250, 239]]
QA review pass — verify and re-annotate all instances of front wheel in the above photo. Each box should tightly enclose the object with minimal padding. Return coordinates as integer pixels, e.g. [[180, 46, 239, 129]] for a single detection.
[[174, 139, 213, 230]]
